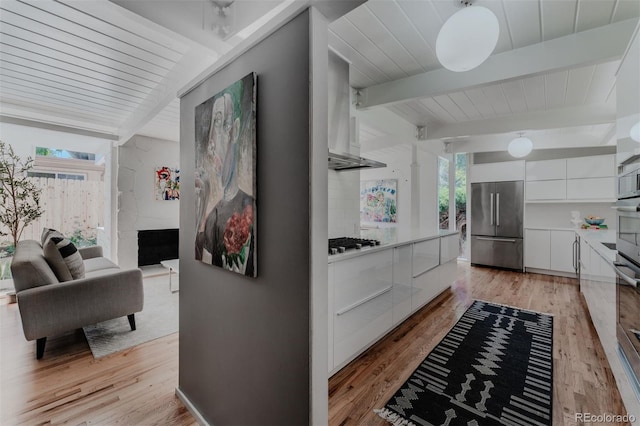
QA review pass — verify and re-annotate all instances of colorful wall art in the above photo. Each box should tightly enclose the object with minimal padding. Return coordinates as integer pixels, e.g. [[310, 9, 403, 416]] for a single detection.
[[360, 179, 398, 223], [194, 72, 257, 277], [155, 166, 180, 201]]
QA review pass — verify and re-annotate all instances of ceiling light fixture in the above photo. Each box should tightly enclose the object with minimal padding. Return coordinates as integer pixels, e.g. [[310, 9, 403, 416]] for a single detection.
[[436, 1, 499, 72], [508, 133, 533, 158]]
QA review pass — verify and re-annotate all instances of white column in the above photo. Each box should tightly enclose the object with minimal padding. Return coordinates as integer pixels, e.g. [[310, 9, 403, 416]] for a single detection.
[[411, 143, 420, 230]]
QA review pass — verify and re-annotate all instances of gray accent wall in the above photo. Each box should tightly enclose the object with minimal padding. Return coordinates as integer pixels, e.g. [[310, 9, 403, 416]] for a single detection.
[[178, 11, 311, 425]]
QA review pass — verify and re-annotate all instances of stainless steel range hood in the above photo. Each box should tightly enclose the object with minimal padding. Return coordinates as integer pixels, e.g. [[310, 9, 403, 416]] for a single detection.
[[328, 150, 387, 171]]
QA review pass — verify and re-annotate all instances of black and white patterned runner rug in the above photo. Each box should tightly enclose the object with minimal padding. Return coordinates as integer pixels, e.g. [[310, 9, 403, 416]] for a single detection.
[[376, 300, 553, 426]]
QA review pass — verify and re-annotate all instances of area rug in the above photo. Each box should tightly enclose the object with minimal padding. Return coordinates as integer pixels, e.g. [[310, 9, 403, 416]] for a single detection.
[[83, 274, 178, 358], [376, 300, 553, 426]]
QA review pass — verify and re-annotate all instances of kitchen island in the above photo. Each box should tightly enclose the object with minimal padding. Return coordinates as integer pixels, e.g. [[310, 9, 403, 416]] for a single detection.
[[328, 229, 459, 375]]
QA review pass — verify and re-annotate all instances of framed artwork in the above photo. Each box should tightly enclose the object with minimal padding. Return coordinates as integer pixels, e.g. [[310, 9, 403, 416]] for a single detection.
[[194, 72, 257, 277], [360, 179, 398, 223], [155, 166, 180, 201]]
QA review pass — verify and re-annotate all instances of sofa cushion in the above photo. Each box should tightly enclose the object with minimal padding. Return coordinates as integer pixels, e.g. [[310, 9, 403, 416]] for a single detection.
[[43, 237, 85, 281], [11, 240, 59, 292], [84, 257, 118, 273], [84, 267, 122, 279]]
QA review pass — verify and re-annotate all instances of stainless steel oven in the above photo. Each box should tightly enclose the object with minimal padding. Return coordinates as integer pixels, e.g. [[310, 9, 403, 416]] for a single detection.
[[613, 255, 640, 387], [615, 196, 640, 397]]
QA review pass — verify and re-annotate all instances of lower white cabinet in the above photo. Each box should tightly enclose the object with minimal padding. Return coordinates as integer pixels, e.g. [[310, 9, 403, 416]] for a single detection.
[[333, 249, 393, 369], [525, 229, 550, 269], [549, 230, 576, 273], [393, 245, 412, 326], [329, 235, 458, 374]]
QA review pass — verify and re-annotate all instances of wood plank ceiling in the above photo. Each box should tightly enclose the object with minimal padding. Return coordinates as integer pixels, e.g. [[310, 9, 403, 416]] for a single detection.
[[0, 0, 217, 142], [329, 0, 640, 146]]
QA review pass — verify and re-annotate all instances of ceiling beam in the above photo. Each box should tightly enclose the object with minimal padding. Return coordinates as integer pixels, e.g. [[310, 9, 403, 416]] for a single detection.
[[357, 18, 638, 110], [117, 47, 216, 145], [426, 104, 616, 140]]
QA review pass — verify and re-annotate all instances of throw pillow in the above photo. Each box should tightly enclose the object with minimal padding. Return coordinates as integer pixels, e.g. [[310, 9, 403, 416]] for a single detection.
[[43, 236, 85, 281], [41, 227, 62, 246]]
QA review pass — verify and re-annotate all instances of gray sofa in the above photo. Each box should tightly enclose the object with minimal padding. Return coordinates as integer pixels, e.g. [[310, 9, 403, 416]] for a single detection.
[[11, 240, 144, 359]]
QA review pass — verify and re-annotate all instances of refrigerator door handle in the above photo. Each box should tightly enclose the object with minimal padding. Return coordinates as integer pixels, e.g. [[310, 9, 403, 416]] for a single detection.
[[490, 193, 494, 225], [476, 237, 517, 243], [496, 193, 500, 227]]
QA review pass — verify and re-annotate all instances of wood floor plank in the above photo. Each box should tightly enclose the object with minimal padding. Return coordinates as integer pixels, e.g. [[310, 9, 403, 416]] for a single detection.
[[0, 262, 630, 425], [329, 263, 631, 426]]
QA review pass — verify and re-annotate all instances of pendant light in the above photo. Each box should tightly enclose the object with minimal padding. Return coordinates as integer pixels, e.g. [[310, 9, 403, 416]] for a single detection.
[[508, 133, 533, 158], [436, 2, 500, 72]]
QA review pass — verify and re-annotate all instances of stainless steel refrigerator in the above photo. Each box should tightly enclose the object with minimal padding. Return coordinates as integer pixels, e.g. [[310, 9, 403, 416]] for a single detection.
[[470, 181, 524, 271]]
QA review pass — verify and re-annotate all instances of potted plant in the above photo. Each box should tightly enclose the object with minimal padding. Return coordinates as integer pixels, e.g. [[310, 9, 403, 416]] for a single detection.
[[0, 141, 44, 302]]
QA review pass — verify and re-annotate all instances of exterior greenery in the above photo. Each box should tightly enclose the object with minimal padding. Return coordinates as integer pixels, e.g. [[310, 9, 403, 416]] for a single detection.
[[439, 154, 467, 219], [0, 141, 44, 250]]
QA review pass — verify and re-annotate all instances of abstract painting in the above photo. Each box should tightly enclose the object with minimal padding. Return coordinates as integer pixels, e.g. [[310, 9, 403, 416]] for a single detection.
[[194, 72, 257, 277], [360, 179, 397, 223], [155, 166, 180, 201]]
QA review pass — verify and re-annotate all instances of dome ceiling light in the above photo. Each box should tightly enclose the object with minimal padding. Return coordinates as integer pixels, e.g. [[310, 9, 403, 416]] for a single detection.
[[630, 121, 640, 143], [436, 1, 500, 72], [508, 133, 533, 158]]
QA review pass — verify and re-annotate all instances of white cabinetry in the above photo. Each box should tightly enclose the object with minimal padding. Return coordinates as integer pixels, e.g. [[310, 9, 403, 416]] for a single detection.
[[526, 159, 566, 181], [524, 155, 615, 202], [567, 155, 615, 179], [525, 229, 577, 275], [470, 161, 525, 183], [549, 230, 576, 273], [525, 181, 566, 200], [525, 229, 550, 269], [392, 245, 412, 326], [411, 239, 440, 312], [333, 249, 393, 368], [566, 177, 615, 200], [329, 234, 458, 375]]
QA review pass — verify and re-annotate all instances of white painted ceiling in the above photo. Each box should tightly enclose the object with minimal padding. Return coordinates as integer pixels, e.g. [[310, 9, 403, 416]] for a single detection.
[[330, 0, 640, 151], [0, 0, 638, 152]]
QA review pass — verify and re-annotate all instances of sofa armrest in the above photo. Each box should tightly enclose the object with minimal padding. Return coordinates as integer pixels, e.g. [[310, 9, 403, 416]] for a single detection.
[[16, 268, 144, 341], [78, 245, 103, 260]]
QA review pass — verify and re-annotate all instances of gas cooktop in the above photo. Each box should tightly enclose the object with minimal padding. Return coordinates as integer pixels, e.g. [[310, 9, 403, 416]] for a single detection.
[[328, 237, 381, 255]]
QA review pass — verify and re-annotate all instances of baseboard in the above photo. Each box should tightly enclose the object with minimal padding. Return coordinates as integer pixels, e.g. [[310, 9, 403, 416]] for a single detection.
[[525, 267, 577, 279], [175, 387, 211, 426]]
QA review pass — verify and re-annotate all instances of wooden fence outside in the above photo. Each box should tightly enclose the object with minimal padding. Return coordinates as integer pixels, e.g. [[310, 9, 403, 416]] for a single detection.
[[1, 177, 105, 245]]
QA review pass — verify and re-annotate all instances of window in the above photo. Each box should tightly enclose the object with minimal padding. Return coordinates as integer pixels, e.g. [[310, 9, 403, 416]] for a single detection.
[[28, 171, 86, 180], [36, 147, 95, 161], [455, 153, 468, 259], [438, 157, 449, 230]]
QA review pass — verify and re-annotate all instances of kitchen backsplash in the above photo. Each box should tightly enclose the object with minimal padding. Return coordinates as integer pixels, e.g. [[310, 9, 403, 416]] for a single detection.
[[524, 202, 616, 229], [328, 169, 360, 238]]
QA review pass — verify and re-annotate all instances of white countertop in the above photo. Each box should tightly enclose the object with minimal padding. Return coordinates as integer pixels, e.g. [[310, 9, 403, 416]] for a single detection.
[[328, 229, 458, 263], [525, 226, 582, 231], [576, 228, 617, 264]]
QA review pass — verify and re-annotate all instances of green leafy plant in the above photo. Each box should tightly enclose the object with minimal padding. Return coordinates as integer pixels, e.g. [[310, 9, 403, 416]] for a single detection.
[[0, 141, 44, 249]]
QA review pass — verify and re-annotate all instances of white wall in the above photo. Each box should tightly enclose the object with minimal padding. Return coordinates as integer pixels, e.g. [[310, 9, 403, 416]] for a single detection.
[[117, 134, 179, 269], [361, 144, 440, 236], [328, 170, 360, 238]]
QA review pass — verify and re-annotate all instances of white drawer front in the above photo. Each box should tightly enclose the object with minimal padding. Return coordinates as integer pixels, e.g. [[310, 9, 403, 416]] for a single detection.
[[440, 234, 459, 264], [333, 290, 392, 368], [334, 249, 393, 310], [393, 245, 413, 326], [412, 239, 439, 277], [412, 268, 439, 313]]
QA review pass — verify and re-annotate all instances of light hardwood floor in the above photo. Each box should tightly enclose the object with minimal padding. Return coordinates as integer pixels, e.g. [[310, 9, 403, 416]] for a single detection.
[[329, 262, 629, 426], [0, 263, 628, 425]]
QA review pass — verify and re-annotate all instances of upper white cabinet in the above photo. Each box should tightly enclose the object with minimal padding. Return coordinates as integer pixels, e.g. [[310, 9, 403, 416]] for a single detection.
[[470, 161, 525, 183], [566, 155, 615, 179], [524, 154, 615, 202], [526, 159, 566, 181]]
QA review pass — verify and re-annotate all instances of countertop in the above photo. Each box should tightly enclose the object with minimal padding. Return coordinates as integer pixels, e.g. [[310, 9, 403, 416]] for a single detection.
[[576, 228, 617, 264], [328, 229, 458, 263]]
